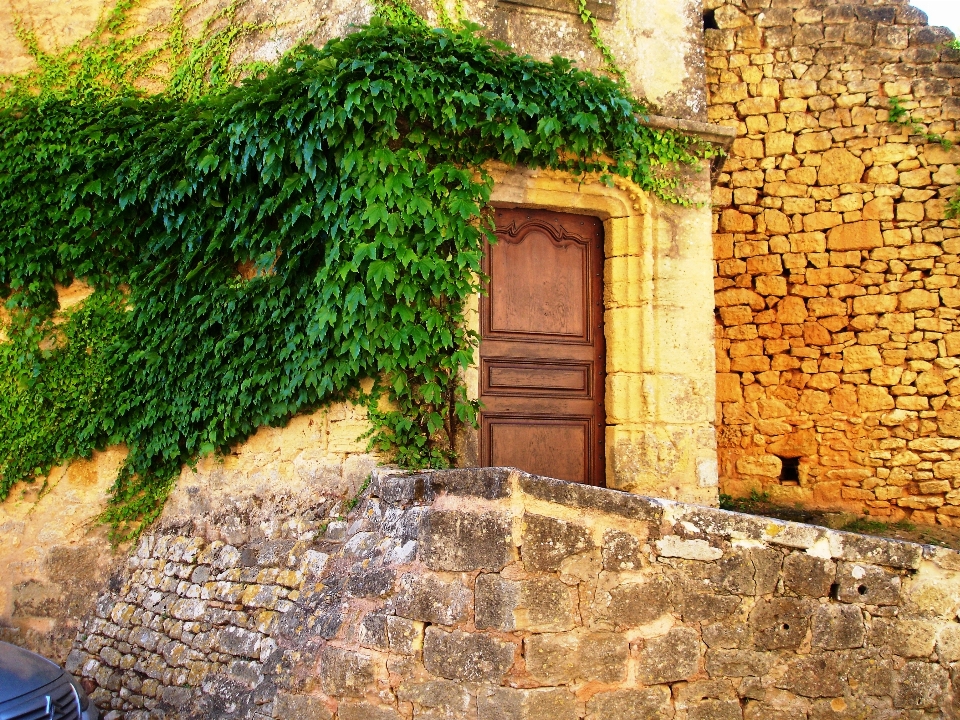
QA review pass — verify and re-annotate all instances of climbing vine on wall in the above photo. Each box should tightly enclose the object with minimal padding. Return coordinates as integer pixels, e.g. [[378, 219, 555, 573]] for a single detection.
[[0, 2, 713, 539], [0, 0, 276, 103], [887, 97, 960, 220]]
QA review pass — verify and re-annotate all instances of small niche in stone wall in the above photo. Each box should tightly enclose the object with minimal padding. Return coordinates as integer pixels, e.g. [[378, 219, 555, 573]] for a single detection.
[[778, 456, 800, 486], [702, 8, 718, 30], [497, 0, 616, 22]]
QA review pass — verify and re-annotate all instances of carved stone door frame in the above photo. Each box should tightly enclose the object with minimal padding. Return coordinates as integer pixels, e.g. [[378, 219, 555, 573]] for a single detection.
[[457, 162, 720, 505]]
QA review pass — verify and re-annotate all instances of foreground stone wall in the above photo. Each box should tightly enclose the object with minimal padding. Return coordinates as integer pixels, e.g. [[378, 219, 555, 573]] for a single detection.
[[65, 467, 960, 719], [707, 0, 960, 524]]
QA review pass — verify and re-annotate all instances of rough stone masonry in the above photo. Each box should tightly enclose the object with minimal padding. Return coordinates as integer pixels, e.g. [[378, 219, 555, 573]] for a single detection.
[[66, 467, 960, 719], [707, 0, 960, 525]]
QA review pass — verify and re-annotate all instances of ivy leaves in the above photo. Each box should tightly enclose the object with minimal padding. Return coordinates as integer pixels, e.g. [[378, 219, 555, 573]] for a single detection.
[[0, 21, 710, 538]]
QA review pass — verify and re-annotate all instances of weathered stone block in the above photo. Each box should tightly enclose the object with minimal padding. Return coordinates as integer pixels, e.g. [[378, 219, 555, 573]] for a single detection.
[[938, 410, 960, 437], [478, 687, 579, 720], [818, 148, 865, 186], [935, 624, 960, 662], [782, 554, 836, 597], [398, 680, 470, 716], [475, 574, 576, 632], [811, 605, 865, 649], [524, 631, 628, 684], [422, 627, 515, 682], [358, 613, 388, 650], [705, 649, 776, 678], [892, 661, 949, 709], [636, 627, 701, 683], [693, 700, 748, 720], [601, 529, 645, 571], [521, 514, 594, 571], [835, 562, 901, 605], [795, 131, 832, 153], [775, 654, 844, 698], [826, 221, 883, 251], [216, 626, 262, 659], [394, 572, 470, 626], [386, 615, 423, 655], [656, 535, 724, 560], [676, 589, 742, 624], [834, 532, 922, 570], [843, 346, 882, 372], [598, 576, 672, 627], [870, 617, 937, 658], [346, 565, 395, 599], [584, 687, 672, 720], [750, 598, 811, 650], [420, 510, 511, 572], [899, 289, 940, 311], [273, 693, 334, 720], [337, 702, 400, 720], [320, 646, 375, 698]]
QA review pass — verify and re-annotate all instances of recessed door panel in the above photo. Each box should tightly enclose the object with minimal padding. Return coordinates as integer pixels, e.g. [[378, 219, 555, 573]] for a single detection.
[[486, 417, 589, 484], [484, 360, 590, 397], [479, 208, 605, 486], [488, 229, 588, 338]]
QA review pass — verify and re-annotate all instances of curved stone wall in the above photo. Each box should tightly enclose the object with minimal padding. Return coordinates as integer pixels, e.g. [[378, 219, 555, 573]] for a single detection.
[[66, 467, 960, 719]]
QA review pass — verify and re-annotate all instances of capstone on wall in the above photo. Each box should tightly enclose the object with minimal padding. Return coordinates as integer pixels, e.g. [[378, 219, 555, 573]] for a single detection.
[[707, 0, 960, 525], [65, 467, 960, 719]]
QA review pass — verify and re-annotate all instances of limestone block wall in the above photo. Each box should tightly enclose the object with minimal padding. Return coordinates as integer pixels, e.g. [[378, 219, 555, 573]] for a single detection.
[[707, 0, 960, 524], [64, 467, 960, 719]]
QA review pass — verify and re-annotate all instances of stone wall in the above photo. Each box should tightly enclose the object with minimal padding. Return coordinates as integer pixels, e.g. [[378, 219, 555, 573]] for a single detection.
[[0, 330, 381, 663], [65, 466, 960, 719], [707, 0, 960, 524]]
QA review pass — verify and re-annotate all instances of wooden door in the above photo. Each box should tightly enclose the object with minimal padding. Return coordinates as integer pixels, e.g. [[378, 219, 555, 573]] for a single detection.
[[479, 207, 605, 485]]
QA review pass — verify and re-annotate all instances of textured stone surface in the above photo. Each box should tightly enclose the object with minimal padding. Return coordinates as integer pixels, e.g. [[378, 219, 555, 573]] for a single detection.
[[422, 627, 515, 682], [709, 0, 960, 528], [24, 467, 960, 719], [477, 687, 579, 720]]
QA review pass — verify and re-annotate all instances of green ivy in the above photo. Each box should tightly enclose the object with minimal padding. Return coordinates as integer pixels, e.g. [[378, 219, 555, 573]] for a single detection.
[[0, 290, 126, 495], [0, 11, 712, 539], [887, 97, 960, 220], [0, 0, 274, 104]]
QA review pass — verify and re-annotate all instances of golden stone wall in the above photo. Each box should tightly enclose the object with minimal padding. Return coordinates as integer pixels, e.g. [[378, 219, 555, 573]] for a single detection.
[[707, 0, 960, 525]]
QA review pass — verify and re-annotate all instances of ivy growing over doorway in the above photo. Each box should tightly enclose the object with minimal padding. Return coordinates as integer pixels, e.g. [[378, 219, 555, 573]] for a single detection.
[[0, 4, 714, 539]]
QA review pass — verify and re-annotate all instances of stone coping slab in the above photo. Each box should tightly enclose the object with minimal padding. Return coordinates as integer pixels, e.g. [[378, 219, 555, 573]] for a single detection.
[[371, 466, 955, 571]]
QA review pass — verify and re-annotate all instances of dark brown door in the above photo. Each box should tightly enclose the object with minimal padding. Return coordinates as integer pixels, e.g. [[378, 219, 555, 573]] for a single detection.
[[479, 207, 605, 485]]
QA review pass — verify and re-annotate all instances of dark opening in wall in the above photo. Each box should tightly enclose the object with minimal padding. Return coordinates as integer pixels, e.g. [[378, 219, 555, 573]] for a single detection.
[[703, 9, 719, 30], [779, 456, 800, 485]]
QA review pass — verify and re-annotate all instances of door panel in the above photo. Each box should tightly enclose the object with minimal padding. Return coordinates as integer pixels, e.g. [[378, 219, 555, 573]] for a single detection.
[[479, 207, 605, 485], [486, 417, 589, 484], [488, 229, 587, 337]]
